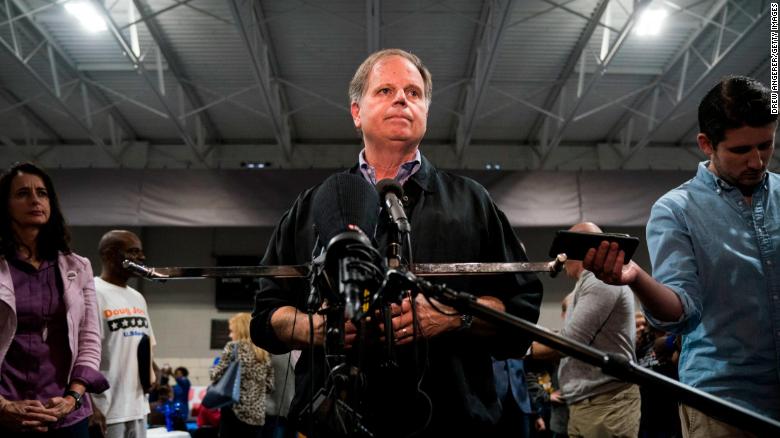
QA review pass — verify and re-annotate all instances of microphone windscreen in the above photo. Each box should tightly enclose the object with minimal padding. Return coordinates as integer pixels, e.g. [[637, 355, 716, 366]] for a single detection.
[[312, 173, 379, 244], [376, 178, 404, 198]]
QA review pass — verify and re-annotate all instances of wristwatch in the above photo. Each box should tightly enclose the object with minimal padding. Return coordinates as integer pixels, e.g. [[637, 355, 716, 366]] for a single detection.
[[459, 313, 473, 331], [64, 390, 82, 409]]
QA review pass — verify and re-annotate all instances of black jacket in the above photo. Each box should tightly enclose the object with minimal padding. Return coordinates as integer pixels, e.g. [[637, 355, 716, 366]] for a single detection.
[[251, 156, 542, 437]]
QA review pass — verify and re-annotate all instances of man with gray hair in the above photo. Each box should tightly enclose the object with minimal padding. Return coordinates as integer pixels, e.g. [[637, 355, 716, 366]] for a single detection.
[[92, 230, 155, 438], [251, 49, 542, 437], [531, 222, 640, 438]]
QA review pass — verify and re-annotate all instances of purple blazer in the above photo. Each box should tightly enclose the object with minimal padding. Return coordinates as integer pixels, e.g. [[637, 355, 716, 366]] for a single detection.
[[0, 252, 109, 394]]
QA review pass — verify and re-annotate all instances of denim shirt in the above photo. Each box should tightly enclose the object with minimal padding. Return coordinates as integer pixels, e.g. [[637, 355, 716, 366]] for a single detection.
[[645, 161, 780, 419]]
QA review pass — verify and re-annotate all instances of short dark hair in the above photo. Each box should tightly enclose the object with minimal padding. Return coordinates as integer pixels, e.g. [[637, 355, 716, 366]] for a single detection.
[[98, 230, 137, 261], [0, 162, 71, 260], [175, 366, 189, 377], [698, 75, 778, 147]]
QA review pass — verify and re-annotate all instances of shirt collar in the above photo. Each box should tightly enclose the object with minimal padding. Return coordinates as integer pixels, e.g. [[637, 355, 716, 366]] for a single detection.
[[696, 160, 770, 195], [696, 161, 723, 193], [358, 148, 422, 186], [409, 154, 436, 192], [7, 255, 54, 273]]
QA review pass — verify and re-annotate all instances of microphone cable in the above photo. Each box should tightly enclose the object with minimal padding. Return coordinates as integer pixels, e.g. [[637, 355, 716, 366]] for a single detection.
[[308, 310, 315, 437], [405, 289, 433, 438]]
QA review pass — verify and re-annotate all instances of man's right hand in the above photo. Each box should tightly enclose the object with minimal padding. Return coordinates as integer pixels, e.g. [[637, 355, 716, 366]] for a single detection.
[[0, 399, 59, 432], [583, 241, 685, 322], [583, 241, 639, 286]]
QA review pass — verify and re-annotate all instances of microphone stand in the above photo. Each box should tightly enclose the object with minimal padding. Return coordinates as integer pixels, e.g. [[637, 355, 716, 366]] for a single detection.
[[126, 256, 780, 434], [121, 259, 563, 279], [381, 221, 403, 371], [300, 247, 374, 438], [385, 270, 780, 437]]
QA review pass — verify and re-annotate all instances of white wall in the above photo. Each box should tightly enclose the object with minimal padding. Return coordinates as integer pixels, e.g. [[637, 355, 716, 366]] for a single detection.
[[71, 225, 649, 384]]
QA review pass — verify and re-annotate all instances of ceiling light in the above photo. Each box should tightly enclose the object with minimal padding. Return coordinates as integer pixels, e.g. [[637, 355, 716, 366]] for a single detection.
[[241, 161, 271, 169], [635, 8, 668, 36], [65, 2, 107, 33]]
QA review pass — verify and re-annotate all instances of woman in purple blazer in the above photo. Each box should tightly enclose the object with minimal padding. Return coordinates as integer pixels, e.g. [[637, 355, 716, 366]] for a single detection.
[[0, 163, 108, 436]]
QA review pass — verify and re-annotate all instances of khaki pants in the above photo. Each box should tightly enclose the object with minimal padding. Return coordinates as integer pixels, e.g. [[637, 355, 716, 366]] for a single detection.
[[568, 384, 641, 438], [679, 404, 757, 438]]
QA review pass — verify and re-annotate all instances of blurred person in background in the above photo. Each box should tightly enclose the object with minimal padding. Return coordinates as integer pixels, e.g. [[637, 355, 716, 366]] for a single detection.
[[263, 351, 297, 438], [528, 293, 572, 438], [172, 367, 190, 413], [492, 356, 534, 437], [92, 230, 156, 438], [532, 223, 639, 438], [148, 362, 171, 404], [211, 312, 273, 438], [635, 312, 681, 438]]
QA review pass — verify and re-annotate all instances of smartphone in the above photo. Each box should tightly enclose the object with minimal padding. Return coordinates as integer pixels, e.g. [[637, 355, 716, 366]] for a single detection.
[[548, 231, 640, 262]]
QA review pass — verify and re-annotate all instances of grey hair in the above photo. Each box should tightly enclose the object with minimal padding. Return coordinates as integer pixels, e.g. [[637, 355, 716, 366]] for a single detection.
[[348, 48, 432, 106]]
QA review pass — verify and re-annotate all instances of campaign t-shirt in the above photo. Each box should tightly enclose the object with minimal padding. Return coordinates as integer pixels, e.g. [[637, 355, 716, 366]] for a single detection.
[[91, 277, 156, 424]]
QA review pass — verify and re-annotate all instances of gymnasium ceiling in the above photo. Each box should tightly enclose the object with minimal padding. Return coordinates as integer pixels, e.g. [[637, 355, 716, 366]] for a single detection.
[[0, 0, 773, 170]]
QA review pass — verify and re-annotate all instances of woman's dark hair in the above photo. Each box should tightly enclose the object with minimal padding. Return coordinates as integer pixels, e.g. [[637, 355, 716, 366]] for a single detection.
[[698, 75, 778, 147], [175, 367, 189, 377], [0, 162, 71, 260]]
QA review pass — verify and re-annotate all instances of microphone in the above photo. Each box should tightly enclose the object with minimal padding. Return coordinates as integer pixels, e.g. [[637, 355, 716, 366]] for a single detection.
[[376, 179, 410, 234], [122, 260, 168, 280], [312, 173, 384, 322], [313, 173, 379, 244]]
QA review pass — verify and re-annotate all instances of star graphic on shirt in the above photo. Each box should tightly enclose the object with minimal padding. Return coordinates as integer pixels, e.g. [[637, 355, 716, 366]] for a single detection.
[[111, 322, 119, 330], [122, 319, 129, 327], [129, 318, 137, 327]]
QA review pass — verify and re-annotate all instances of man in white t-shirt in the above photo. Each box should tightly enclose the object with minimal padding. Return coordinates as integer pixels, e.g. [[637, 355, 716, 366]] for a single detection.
[[92, 230, 156, 438]]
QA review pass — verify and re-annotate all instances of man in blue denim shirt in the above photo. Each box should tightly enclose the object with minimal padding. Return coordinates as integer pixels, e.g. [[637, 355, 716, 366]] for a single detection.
[[584, 76, 779, 437]]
